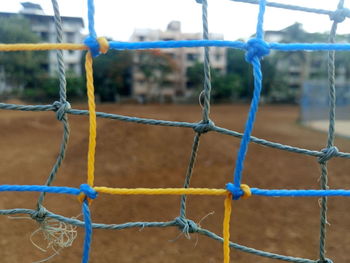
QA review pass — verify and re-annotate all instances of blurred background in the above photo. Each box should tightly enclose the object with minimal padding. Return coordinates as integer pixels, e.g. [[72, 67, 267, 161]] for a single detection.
[[1, 1, 350, 262]]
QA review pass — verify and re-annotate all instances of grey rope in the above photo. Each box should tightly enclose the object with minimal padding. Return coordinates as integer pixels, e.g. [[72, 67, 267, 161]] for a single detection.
[[318, 1, 344, 261], [230, 0, 343, 17], [179, 0, 214, 220], [36, 0, 70, 211], [1, 0, 350, 262], [201, 0, 213, 123], [0, 207, 319, 262], [1, 102, 350, 160], [198, 228, 316, 263], [179, 133, 201, 218]]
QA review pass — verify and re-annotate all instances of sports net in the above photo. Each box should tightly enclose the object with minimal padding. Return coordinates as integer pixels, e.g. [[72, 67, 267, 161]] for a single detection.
[[0, 0, 350, 262]]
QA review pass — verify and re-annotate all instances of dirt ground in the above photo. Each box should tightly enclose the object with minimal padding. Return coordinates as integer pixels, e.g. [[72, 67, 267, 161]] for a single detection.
[[0, 104, 350, 263]]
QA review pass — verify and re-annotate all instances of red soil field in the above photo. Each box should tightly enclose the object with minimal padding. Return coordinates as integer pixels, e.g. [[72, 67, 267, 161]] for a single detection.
[[0, 104, 349, 263]]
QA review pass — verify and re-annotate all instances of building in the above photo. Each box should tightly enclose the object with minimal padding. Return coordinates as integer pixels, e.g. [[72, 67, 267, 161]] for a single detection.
[[130, 21, 226, 102], [0, 2, 84, 77], [264, 23, 348, 102]]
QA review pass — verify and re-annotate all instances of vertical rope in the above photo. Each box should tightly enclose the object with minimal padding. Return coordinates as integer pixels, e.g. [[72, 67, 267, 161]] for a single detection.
[[87, 0, 97, 38], [178, 0, 212, 219], [233, 57, 263, 187], [255, 0, 267, 39], [233, 0, 267, 187], [36, 0, 70, 210], [82, 200, 93, 263], [319, 1, 343, 260], [201, 0, 213, 123], [179, 133, 201, 218], [223, 193, 232, 263], [85, 52, 97, 187]]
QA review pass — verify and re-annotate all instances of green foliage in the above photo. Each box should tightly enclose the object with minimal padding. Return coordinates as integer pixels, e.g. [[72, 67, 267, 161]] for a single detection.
[[0, 16, 47, 89], [186, 61, 244, 102], [186, 62, 203, 91], [212, 73, 242, 101], [23, 76, 85, 102], [226, 49, 252, 98], [92, 50, 133, 102]]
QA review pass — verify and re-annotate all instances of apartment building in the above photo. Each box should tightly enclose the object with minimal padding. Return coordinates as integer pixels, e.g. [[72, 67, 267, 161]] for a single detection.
[[0, 2, 84, 77], [264, 23, 348, 102], [130, 21, 226, 102]]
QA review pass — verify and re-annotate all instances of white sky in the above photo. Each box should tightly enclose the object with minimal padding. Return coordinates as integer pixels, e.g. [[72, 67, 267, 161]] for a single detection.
[[2, 1, 350, 41]]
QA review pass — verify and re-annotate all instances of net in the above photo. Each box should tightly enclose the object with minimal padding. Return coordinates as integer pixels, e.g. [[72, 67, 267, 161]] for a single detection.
[[0, 0, 350, 262]]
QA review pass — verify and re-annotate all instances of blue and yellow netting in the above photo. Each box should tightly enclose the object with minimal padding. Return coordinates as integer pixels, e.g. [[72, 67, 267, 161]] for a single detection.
[[1, 0, 350, 262]]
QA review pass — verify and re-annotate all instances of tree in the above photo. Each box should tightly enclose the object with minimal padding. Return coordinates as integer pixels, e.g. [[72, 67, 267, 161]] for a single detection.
[[136, 50, 177, 103], [186, 61, 243, 102], [226, 49, 252, 98], [0, 16, 46, 93], [92, 50, 133, 102]]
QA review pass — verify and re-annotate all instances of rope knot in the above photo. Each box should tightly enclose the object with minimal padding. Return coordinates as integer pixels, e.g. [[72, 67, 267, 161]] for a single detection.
[[245, 38, 270, 63], [174, 217, 199, 239], [84, 36, 109, 57], [193, 120, 215, 134], [330, 8, 350, 23], [31, 206, 48, 223], [226, 183, 251, 200], [78, 184, 98, 203], [318, 146, 339, 164], [53, 100, 71, 121], [317, 259, 333, 263]]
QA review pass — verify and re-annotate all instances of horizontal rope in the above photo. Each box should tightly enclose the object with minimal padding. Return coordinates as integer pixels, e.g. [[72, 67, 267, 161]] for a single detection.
[[230, 0, 334, 16], [2, 184, 350, 198], [2, 41, 350, 52], [0, 43, 86, 51], [0, 208, 317, 262], [94, 187, 227, 196], [1, 103, 349, 160]]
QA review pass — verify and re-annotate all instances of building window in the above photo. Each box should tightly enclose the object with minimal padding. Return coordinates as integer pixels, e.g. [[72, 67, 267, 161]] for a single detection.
[[139, 36, 145, 42], [215, 54, 221, 61], [162, 38, 174, 41], [66, 32, 75, 42], [41, 63, 49, 71], [166, 53, 176, 59], [68, 50, 75, 55], [290, 72, 300, 77], [187, 53, 198, 61], [68, 63, 75, 71], [40, 32, 49, 41]]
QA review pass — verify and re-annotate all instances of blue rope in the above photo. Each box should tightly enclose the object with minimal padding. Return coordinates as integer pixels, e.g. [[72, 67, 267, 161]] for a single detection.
[[109, 40, 350, 51], [109, 40, 246, 50], [0, 185, 79, 195], [269, 42, 350, 51], [232, 0, 267, 189], [232, 57, 263, 187], [1, 184, 350, 198], [82, 200, 93, 263], [87, 0, 96, 38], [256, 0, 266, 39], [251, 188, 350, 197]]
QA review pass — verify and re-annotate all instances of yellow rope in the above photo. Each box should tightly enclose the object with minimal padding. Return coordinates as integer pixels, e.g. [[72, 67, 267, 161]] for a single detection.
[[240, 184, 252, 199], [1, 36, 250, 263], [97, 37, 109, 54], [0, 43, 86, 51], [85, 52, 97, 187], [94, 187, 228, 196], [77, 51, 97, 204], [223, 193, 232, 263]]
